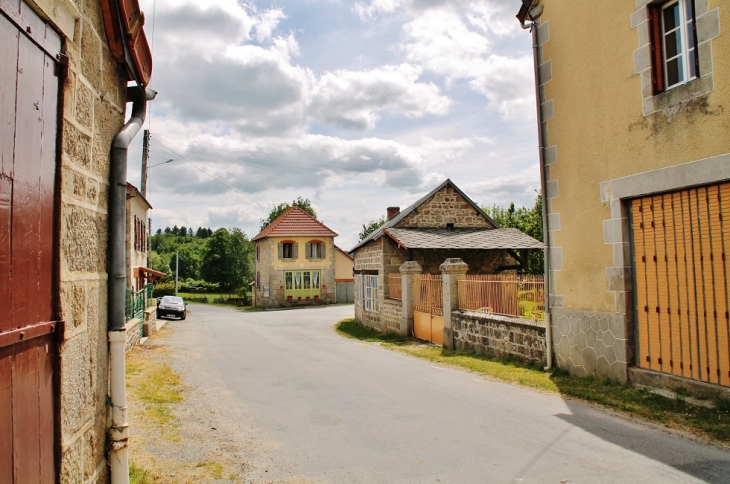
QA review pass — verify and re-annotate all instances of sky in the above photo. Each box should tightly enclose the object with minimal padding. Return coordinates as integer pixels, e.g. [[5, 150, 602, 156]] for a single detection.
[[129, 0, 539, 251]]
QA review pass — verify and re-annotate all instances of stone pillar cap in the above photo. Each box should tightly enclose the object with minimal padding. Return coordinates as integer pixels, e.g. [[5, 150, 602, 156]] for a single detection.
[[440, 258, 469, 273], [399, 261, 423, 273]]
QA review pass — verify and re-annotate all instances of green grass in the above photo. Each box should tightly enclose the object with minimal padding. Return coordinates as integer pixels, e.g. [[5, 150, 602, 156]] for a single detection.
[[195, 461, 224, 479], [335, 318, 730, 444], [129, 463, 160, 483], [126, 361, 183, 440]]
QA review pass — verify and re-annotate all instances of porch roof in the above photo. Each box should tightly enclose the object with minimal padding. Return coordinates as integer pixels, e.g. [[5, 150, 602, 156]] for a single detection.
[[383, 227, 544, 250]]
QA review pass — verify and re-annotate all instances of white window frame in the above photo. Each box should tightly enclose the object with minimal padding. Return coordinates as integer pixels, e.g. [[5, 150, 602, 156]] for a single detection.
[[311, 242, 323, 259], [355, 274, 363, 306], [364, 274, 378, 313], [661, 0, 697, 90]]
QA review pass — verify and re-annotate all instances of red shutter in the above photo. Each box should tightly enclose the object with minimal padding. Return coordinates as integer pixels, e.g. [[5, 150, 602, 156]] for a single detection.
[[648, 5, 665, 95]]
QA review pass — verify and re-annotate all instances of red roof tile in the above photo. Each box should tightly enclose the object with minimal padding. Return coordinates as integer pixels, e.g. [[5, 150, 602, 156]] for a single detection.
[[252, 206, 338, 241]]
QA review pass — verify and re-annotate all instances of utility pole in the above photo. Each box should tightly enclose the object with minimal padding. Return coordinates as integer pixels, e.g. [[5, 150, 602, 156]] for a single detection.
[[175, 250, 179, 296], [140, 129, 150, 197]]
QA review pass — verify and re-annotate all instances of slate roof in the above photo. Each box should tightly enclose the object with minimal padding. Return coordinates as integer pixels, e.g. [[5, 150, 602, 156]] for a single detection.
[[383, 227, 544, 250], [350, 179, 497, 252], [252, 206, 338, 241]]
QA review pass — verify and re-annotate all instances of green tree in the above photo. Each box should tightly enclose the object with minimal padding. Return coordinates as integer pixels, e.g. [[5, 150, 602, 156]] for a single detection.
[[358, 216, 386, 242], [484, 193, 544, 274], [201, 228, 254, 291], [177, 244, 201, 280], [260, 197, 317, 230]]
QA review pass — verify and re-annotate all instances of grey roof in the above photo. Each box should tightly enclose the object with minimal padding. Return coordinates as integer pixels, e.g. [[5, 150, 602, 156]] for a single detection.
[[383, 228, 544, 250], [350, 179, 498, 252]]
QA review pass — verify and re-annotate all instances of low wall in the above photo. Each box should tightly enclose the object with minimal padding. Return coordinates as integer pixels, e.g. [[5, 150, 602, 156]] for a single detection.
[[452, 310, 546, 365], [143, 307, 157, 337], [382, 299, 402, 333], [124, 318, 142, 354]]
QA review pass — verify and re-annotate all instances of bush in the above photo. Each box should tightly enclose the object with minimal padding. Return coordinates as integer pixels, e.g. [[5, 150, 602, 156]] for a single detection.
[[153, 281, 176, 297]]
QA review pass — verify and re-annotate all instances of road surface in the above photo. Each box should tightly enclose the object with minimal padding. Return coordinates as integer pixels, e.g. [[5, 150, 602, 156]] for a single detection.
[[163, 303, 730, 483]]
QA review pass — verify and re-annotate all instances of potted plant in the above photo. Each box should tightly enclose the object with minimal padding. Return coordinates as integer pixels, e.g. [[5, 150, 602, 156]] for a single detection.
[[314, 295, 320, 302], [306, 296, 311, 301], [287, 295, 293, 302]]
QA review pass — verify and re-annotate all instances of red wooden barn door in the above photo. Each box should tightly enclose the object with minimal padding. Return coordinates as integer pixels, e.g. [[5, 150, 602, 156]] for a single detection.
[[1, 2, 62, 482]]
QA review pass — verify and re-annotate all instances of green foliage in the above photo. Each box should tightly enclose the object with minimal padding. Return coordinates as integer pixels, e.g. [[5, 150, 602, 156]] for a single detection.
[[201, 228, 254, 291], [483, 193, 544, 274], [336, 318, 407, 342], [358, 216, 386, 242], [260, 197, 317, 230]]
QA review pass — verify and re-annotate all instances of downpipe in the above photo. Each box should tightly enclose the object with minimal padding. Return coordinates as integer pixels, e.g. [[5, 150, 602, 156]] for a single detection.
[[522, 10, 553, 370], [108, 86, 157, 484]]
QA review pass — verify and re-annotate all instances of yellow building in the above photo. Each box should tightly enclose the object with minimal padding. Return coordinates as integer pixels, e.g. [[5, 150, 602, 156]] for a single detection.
[[519, 1, 729, 389], [252, 207, 352, 307]]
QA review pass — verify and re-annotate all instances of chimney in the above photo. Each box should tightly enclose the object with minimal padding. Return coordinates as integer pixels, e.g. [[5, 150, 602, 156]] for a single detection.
[[387, 207, 400, 221]]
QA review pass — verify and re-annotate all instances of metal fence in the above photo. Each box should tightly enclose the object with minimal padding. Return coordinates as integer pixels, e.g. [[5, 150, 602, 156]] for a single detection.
[[388, 274, 402, 300], [414, 274, 443, 316], [458, 274, 545, 322], [126, 283, 153, 321]]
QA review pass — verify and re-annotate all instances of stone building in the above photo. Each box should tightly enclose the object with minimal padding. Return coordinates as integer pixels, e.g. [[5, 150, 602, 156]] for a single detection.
[[252, 207, 347, 308], [1, 0, 153, 481], [350, 179, 543, 333], [518, 1, 730, 392]]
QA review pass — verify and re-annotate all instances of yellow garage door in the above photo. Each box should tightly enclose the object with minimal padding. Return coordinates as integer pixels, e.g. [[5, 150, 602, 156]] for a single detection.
[[631, 182, 730, 387]]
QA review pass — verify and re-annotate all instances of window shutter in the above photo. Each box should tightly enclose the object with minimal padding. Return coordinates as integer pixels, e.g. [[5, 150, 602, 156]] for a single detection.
[[306, 242, 311, 259], [648, 4, 665, 95], [293, 242, 299, 259], [278, 242, 283, 259]]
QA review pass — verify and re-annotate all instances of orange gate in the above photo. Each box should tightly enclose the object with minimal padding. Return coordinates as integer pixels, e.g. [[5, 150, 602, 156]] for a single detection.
[[413, 274, 444, 345], [631, 182, 730, 387]]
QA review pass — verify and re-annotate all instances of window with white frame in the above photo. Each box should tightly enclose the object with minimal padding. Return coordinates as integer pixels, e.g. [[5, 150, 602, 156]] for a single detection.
[[355, 274, 362, 306], [650, 0, 698, 93], [364, 274, 378, 312], [306, 240, 324, 259]]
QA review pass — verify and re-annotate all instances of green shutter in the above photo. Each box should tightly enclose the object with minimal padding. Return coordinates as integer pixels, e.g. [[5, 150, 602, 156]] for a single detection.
[[278, 242, 283, 259], [293, 242, 299, 259], [305, 242, 312, 259]]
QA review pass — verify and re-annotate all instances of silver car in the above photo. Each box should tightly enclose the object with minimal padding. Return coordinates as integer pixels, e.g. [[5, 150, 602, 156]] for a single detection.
[[156, 296, 187, 320]]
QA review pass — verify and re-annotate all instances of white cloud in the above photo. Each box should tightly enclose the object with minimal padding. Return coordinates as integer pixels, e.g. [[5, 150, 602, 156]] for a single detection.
[[309, 64, 451, 130]]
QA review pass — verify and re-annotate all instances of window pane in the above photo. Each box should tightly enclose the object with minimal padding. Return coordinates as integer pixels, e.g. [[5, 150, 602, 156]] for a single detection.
[[295, 272, 302, 289], [664, 30, 681, 59], [688, 48, 697, 77], [685, 0, 693, 19], [666, 56, 683, 86], [285, 272, 293, 290], [663, 2, 680, 31], [313, 271, 319, 288], [304, 272, 311, 289]]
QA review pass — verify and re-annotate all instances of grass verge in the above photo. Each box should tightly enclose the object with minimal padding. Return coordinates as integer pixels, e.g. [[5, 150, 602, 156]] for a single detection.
[[195, 461, 224, 479], [336, 318, 730, 444], [129, 463, 160, 483], [126, 359, 183, 441]]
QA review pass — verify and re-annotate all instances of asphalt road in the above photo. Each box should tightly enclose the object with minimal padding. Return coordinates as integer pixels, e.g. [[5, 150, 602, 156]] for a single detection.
[[167, 303, 730, 483]]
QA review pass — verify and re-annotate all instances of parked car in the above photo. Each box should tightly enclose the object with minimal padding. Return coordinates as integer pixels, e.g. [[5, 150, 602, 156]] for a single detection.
[[156, 295, 187, 320]]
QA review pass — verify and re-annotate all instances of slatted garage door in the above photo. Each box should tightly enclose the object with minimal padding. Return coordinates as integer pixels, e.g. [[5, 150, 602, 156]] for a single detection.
[[631, 182, 730, 387]]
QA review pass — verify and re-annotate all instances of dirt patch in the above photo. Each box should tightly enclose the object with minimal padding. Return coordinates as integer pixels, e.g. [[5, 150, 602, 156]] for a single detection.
[[127, 324, 315, 483]]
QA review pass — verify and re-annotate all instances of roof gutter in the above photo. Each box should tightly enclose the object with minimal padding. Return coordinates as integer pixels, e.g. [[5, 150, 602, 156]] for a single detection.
[[520, 3, 553, 370], [108, 85, 156, 484]]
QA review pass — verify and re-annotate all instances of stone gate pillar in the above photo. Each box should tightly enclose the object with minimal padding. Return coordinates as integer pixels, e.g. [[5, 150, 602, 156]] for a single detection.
[[399, 261, 422, 336], [440, 258, 469, 349]]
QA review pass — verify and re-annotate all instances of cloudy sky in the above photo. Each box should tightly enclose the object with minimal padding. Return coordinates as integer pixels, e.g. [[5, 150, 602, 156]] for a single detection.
[[129, 0, 539, 250]]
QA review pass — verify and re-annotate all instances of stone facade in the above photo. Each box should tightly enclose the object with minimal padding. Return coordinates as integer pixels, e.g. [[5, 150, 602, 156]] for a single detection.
[[399, 186, 495, 229], [54, 1, 128, 481], [452, 311, 546, 365], [381, 299, 402, 333], [410, 248, 515, 276], [354, 240, 384, 330], [125, 186, 150, 290]]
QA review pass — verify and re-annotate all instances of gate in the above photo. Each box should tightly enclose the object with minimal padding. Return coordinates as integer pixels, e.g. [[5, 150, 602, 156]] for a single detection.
[[336, 281, 354, 303], [413, 274, 444, 345], [1, 2, 62, 481], [631, 182, 730, 387]]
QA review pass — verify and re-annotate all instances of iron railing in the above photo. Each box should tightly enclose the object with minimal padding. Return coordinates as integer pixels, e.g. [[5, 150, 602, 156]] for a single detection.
[[126, 283, 153, 321], [458, 274, 545, 322]]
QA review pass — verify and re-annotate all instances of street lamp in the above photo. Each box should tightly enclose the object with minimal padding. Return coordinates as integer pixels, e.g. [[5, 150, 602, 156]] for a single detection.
[[141, 158, 174, 198]]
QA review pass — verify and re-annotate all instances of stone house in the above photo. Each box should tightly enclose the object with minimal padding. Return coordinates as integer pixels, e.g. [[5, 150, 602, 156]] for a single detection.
[[350, 179, 543, 333], [1, 0, 153, 481], [518, 1, 730, 393], [126, 183, 164, 291], [252, 207, 349, 308]]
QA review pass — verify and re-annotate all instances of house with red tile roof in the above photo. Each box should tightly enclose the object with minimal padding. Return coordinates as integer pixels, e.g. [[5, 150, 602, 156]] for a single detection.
[[251, 206, 352, 307]]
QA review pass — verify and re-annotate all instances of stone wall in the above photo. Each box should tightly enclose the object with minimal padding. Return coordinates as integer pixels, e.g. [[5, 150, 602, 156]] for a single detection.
[[253, 238, 272, 307], [56, 0, 128, 481], [124, 319, 142, 353], [399, 186, 494, 229], [354, 240, 383, 329], [452, 311, 546, 365], [551, 308, 630, 381], [411, 248, 516, 275], [382, 299, 402, 333]]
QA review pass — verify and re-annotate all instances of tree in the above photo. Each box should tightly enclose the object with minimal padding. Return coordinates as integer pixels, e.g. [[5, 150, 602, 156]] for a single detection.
[[484, 192, 544, 274], [177, 244, 201, 280], [358, 216, 386, 242], [260, 197, 317, 230], [201, 228, 254, 291]]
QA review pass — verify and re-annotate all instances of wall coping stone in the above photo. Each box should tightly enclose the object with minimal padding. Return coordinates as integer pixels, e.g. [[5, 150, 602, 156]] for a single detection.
[[399, 260, 423, 274], [439, 258, 468, 274], [455, 310, 547, 331]]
